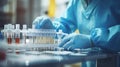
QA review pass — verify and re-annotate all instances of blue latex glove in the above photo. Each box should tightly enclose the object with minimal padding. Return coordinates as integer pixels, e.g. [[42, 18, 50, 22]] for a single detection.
[[33, 16, 55, 29], [59, 33, 91, 51]]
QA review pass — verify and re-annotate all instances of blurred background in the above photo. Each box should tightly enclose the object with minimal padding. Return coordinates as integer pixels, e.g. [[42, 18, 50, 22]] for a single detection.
[[0, 0, 69, 29]]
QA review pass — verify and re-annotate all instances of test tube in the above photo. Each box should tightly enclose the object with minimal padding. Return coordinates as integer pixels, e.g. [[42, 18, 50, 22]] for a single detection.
[[7, 24, 13, 44], [49, 31, 54, 44], [52, 30, 57, 44], [22, 24, 27, 44], [15, 24, 20, 44], [11, 25, 15, 43], [32, 24, 35, 44], [7, 34, 12, 44], [57, 30, 63, 44]]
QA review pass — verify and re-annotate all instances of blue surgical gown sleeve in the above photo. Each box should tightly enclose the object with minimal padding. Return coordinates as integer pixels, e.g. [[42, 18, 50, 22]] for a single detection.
[[91, 25, 120, 53], [53, 0, 77, 34], [91, 1, 120, 53]]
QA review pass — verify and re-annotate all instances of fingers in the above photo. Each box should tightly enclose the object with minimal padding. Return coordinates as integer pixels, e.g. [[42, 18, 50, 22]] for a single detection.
[[58, 34, 76, 50], [40, 18, 55, 29], [59, 40, 77, 51], [59, 37, 75, 51], [33, 16, 55, 29], [33, 17, 44, 29], [58, 36, 71, 47], [62, 40, 73, 50]]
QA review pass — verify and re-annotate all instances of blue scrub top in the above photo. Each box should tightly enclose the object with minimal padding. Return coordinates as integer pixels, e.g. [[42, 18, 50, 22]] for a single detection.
[[55, 0, 120, 52]]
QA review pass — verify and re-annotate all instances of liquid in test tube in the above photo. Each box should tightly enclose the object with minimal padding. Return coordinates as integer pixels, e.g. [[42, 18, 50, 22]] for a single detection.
[[7, 35, 12, 44], [15, 38, 20, 44], [7, 24, 13, 44], [15, 24, 20, 44]]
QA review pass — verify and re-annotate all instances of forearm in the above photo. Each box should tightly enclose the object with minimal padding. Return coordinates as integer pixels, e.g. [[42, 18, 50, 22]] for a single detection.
[[90, 25, 120, 53]]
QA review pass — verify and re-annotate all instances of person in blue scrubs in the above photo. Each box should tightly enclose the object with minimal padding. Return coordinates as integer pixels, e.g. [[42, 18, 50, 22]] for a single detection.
[[33, 0, 120, 67]]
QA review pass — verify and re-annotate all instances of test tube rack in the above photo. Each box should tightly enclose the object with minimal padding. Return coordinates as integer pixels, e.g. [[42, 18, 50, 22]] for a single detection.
[[1, 24, 68, 52]]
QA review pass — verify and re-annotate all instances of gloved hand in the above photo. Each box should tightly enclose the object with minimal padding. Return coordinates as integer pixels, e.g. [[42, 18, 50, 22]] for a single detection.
[[59, 33, 91, 51], [33, 16, 55, 29]]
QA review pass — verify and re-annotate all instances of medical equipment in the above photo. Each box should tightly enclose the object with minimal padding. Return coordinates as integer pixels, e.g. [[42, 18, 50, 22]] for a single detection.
[[6, 24, 13, 44], [0, 24, 67, 53], [14, 24, 20, 44]]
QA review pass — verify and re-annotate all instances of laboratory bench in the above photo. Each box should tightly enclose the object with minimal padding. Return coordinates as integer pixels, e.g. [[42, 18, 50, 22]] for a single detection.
[[0, 49, 120, 67], [0, 24, 120, 67], [0, 40, 120, 67]]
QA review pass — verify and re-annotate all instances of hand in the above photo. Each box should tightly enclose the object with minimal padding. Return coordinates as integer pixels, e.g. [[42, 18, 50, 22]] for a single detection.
[[59, 33, 91, 51], [33, 16, 55, 29]]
